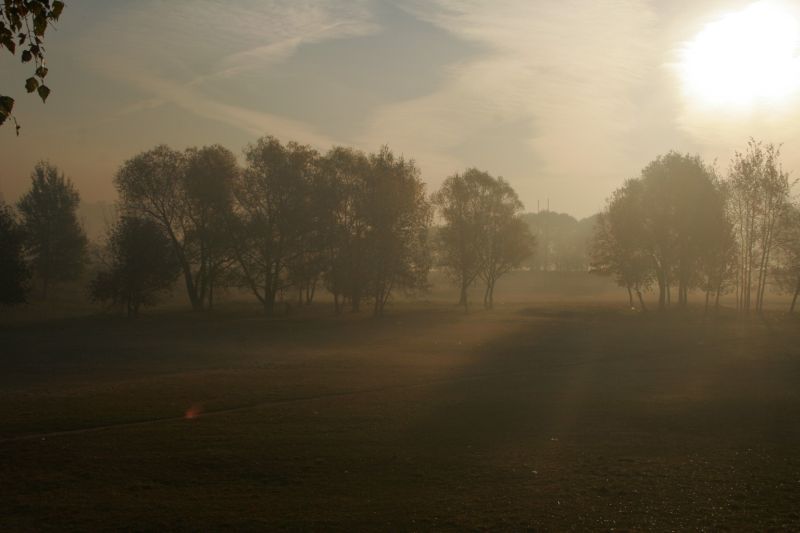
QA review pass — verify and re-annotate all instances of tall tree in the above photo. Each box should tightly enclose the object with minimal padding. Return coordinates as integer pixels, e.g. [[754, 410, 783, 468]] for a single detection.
[[115, 144, 237, 311], [317, 146, 372, 313], [1, 0, 65, 133], [232, 136, 319, 315], [639, 152, 723, 309], [697, 181, 737, 312], [590, 180, 652, 310], [591, 153, 728, 311], [90, 216, 180, 317], [17, 161, 86, 298], [361, 147, 431, 316], [727, 140, 792, 313], [433, 169, 494, 311], [183, 144, 239, 309], [0, 201, 30, 304], [477, 178, 534, 309], [773, 204, 800, 313]]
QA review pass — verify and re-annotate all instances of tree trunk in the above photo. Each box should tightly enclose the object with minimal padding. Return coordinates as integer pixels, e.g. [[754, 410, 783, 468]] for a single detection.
[[627, 286, 633, 308], [636, 289, 647, 312], [657, 271, 666, 311], [306, 279, 316, 305], [459, 282, 469, 312], [790, 276, 800, 313], [263, 297, 275, 315]]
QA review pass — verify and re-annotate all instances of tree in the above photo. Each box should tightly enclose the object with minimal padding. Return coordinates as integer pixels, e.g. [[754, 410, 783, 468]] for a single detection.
[[523, 211, 594, 271], [17, 161, 86, 298], [590, 180, 652, 310], [697, 182, 737, 312], [361, 147, 431, 316], [477, 179, 534, 309], [639, 152, 723, 309], [434, 169, 530, 311], [183, 144, 239, 309], [90, 216, 180, 317], [773, 204, 800, 313], [433, 169, 493, 311], [727, 140, 792, 313], [1, 0, 65, 133], [591, 153, 728, 311], [317, 146, 372, 313], [0, 201, 30, 304], [232, 136, 320, 315], [115, 144, 237, 312]]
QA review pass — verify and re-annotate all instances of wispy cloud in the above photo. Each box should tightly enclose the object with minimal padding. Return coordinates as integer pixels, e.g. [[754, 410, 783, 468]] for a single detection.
[[80, 0, 378, 143], [356, 0, 659, 212]]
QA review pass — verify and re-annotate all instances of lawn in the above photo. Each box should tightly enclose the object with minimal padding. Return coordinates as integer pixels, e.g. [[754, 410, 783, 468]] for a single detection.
[[2, 286, 800, 530]]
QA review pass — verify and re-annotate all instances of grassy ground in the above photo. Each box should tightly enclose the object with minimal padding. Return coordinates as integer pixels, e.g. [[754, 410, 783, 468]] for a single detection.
[[2, 275, 800, 530]]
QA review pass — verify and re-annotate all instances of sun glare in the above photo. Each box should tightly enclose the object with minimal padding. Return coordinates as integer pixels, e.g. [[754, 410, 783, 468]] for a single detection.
[[680, 1, 800, 108]]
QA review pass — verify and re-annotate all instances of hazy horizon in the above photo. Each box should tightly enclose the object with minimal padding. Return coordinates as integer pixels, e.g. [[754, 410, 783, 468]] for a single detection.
[[3, 0, 800, 217]]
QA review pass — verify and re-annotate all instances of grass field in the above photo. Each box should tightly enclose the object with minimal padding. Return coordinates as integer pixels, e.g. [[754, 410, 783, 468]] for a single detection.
[[2, 274, 800, 530]]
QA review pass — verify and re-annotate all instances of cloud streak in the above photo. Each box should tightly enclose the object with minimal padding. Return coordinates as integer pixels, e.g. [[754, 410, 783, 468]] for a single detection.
[[81, 0, 378, 144], [356, 0, 660, 213]]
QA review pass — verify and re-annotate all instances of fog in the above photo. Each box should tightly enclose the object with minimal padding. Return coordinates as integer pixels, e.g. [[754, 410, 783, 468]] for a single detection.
[[3, 1, 800, 530]]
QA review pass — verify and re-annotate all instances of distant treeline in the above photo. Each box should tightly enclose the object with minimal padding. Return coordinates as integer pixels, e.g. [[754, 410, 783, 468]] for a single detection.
[[522, 211, 597, 272], [1, 138, 535, 316]]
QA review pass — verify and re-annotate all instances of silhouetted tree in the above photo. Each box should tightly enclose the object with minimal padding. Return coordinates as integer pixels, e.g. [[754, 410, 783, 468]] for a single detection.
[[362, 147, 431, 316], [90, 216, 180, 317], [317, 146, 371, 313], [592, 153, 727, 311], [1, 0, 64, 133], [773, 204, 800, 313], [232, 136, 319, 315], [0, 201, 30, 304], [17, 161, 87, 299], [477, 179, 534, 309], [433, 169, 493, 311], [640, 152, 723, 309], [116, 144, 237, 311], [590, 180, 652, 310], [697, 182, 737, 312], [727, 140, 792, 313], [435, 169, 530, 311], [183, 144, 239, 309]]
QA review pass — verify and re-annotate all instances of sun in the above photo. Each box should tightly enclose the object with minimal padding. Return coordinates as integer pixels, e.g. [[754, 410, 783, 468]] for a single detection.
[[679, 1, 800, 109]]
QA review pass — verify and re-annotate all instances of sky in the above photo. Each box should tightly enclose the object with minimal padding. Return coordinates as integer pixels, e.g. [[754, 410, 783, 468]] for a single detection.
[[2, 0, 800, 217]]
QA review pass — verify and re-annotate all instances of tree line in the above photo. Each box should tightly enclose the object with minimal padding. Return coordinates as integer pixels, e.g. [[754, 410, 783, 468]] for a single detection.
[[0, 137, 535, 316], [590, 139, 800, 313]]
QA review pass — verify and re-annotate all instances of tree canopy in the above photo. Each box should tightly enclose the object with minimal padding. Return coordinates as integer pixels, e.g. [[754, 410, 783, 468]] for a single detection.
[[17, 161, 86, 299], [1, 0, 65, 133], [90, 216, 180, 317]]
